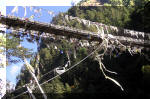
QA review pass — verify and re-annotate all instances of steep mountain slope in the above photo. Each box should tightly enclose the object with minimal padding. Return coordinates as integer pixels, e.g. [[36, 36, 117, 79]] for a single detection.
[[9, 1, 150, 99]]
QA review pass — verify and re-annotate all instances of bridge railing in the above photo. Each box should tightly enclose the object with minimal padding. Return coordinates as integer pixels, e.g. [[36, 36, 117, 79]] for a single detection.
[[0, 15, 150, 48]]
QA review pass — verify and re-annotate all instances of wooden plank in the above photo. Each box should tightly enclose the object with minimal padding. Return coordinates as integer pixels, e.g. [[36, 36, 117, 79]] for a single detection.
[[0, 16, 102, 42], [0, 15, 150, 47]]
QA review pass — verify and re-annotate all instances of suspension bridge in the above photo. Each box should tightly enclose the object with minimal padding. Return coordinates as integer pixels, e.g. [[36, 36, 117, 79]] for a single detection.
[[1, 11, 150, 99], [0, 15, 150, 48]]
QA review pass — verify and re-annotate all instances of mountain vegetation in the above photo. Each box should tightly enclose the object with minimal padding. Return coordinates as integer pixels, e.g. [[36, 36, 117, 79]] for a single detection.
[[5, 0, 150, 99]]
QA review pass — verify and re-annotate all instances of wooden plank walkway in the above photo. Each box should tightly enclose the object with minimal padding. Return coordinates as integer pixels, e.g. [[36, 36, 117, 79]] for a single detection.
[[0, 15, 150, 47]]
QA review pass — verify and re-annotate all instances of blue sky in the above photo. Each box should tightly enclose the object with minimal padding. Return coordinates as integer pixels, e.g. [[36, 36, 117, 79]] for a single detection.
[[6, 6, 76, 85], [0, 0, 83, 96]]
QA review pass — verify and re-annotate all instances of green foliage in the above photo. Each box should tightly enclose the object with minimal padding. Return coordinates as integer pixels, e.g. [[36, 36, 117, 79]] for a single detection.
[[67, 6, 132, 28], [142, 65, 150, 91], [40, 48, 52, 61], [65, 83, 71, 93], [14, 1, 150, 99], [6, 34, 33, 65], [0, 34, 6, 49], [142, 65, 150, 74], [110, 0, 123, 6], [52, 12, 97, 32], [16, 66, 32, 86], [85, 10, 95, 20], [125, 1, 150, 33]]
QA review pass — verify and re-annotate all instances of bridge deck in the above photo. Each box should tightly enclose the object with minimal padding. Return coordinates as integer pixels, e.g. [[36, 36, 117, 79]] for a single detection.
[[0, 15, 150, 47]]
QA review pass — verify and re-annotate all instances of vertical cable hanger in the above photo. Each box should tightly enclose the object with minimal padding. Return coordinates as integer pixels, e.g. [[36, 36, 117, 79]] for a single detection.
[[17, 41, 47, 99], [26, 84, 36, 99]]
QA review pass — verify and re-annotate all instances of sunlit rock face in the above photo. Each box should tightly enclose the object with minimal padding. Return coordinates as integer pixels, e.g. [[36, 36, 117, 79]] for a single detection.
[[80, 0, 101, 6]]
